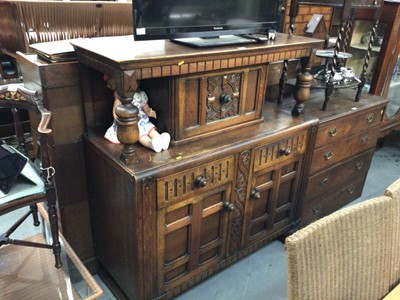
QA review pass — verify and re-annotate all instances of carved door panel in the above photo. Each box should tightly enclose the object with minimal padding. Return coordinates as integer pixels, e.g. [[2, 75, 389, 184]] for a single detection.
[[157, 184, 233, 293], [243, 157, 303, 247], [173, 66, 266, 141]]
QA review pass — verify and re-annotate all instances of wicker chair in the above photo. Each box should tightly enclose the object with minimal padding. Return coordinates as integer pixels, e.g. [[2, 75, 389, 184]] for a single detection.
[[285, 178, 400, 300]]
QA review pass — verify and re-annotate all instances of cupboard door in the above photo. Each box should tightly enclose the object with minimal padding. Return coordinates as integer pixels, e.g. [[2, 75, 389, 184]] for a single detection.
[[157, 184, 232, 292], [174, 66, 266, 141], [244, 158, 303, 246]]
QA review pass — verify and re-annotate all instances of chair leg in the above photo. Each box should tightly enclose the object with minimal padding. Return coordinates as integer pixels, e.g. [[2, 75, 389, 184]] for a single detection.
[[30, 204, 40, 226], [0, 208, 35, 247], [46, 187, 62, 268]]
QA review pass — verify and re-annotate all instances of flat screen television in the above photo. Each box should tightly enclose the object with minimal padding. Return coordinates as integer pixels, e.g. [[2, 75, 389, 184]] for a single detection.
[[132, 0, 284, 48]]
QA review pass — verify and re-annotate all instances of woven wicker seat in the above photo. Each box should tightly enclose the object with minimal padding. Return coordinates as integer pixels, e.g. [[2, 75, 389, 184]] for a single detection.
[[286, 178, 400, 300]]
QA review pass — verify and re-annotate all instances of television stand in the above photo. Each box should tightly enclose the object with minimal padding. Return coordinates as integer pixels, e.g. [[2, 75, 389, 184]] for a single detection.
[[171, 34, 260, 48]]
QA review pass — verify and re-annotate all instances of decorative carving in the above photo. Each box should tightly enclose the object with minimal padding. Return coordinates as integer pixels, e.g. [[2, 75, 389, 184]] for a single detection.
[[206, 74, 240, 122], [229, 150, 250, 254], [0, 90, 27, 102], [157, 156, 234, 209], [0, 84, 51, 134]]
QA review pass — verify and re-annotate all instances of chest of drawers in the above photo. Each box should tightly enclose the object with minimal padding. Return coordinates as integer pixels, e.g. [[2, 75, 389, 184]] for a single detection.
[[284, 89, 388, 227]]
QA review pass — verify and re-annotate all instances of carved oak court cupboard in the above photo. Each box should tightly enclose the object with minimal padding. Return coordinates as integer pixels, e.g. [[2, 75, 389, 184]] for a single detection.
[[70, 34, 323, 299]]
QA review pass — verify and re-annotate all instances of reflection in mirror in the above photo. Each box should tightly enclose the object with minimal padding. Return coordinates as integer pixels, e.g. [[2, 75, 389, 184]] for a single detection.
[[386, 54, 400, 119]]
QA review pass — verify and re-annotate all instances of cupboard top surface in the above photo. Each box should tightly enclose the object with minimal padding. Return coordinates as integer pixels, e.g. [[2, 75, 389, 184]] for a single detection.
[[70, 34, 324, 68], [86, 103, 317, 178], [278, 89, 388, 124]]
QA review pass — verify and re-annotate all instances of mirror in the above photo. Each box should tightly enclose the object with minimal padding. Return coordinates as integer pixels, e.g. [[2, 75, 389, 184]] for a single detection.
[[385, 54, 400, 119]]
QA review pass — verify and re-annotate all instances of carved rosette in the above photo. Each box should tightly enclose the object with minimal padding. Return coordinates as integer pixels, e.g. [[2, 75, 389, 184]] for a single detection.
[[206, 73, 240, 122], [229, 150, 251, 254]]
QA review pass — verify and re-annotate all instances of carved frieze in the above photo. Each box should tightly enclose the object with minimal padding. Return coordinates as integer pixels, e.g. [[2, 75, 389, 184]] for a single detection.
[[229, 150, 251, 254]]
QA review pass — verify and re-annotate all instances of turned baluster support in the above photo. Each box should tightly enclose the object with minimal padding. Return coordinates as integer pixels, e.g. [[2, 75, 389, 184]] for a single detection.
[[115, 93, 139, 164], [292, 56, 313, 116], [356, 6, 382, 102]]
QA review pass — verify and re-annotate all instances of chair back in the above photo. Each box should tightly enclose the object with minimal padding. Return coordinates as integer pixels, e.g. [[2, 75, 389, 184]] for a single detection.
[[0, 0, 133, 57], [286, 193, 400, 300], [0, 84, 53, 208], [0, 83, 61, 268], [0, 84, 51, 156]]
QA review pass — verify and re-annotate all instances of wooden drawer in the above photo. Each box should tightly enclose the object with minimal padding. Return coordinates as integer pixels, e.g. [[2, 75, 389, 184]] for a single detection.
[[157, 155, 234, 209], [310, 126, 380, 174], [304, 149, 374, 201], [315, 106, 383, 148], [174, 66, 266, 142], [253, 129, 308, 173], [301, 177, 365, 227]]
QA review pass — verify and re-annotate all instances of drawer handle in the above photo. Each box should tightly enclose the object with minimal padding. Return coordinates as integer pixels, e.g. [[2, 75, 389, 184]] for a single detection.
[[313, 205, 321, 214], [324, 151, 333, 160], [355, 162, 364, 170], [347, 186, 355, 194], [320, 178, 329, 185], [366, 114, 374, 123], [279, 147, 292, 156], [360, 135, 369, 144], [195, 176, 207, 188], [328, 128, 338, 137], [223, 201, 235, 211], [250, 188, 261, 200]]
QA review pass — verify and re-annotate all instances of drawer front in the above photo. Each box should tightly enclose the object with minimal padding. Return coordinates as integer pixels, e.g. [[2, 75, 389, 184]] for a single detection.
[[157, 155, 234, 209], [305, 149, 374, 201], [253, 129, 308, 172], [310, 126, 380, 174], [174, 66, 266, 141], [301, 177, 365, 227], [315, 106, 383, 148]]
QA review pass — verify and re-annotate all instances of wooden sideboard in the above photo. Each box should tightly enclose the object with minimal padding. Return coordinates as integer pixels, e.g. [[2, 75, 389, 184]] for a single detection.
[[70, 34, 323, 299]]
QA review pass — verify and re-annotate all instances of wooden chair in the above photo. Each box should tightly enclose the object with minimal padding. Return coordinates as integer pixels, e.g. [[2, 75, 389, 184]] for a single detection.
[[0, 84, 62, 268], [285, 178, 400, 300]]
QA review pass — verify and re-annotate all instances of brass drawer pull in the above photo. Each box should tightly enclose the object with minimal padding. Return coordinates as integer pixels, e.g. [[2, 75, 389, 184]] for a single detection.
[[328, 128, 338, 137], [320, 178, 329, 185], [360, 135, 369, 144], [313, 205, 321, 214], [347, 186, 355, 194], [355, 162, 364, 170], [366, 114, 374, 123], [324, 151, 333, 160]]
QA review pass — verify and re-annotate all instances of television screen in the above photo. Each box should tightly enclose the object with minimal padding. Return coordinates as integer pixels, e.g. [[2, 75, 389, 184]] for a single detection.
[[133, 0, 283, 47]]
